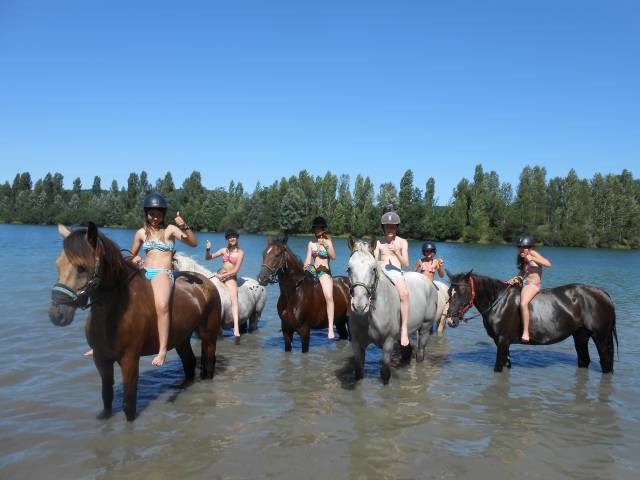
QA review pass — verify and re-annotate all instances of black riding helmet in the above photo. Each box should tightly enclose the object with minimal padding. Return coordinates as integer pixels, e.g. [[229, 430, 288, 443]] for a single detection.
[[422, 241, 437, 255], [225, 228, 239, 239], [143, 193, 168, 211], [311, 216, 328, 231], [517, 234, 534, 248]]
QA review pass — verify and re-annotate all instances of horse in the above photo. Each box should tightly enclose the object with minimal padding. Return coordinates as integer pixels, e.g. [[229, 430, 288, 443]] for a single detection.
[[256, 235, 351, 352], [49, 223, 222, 421], [433, 280, 451, 335], [173, 252, 267, 333], [445, 270, 617, 373], [347, 238, 439, 384]]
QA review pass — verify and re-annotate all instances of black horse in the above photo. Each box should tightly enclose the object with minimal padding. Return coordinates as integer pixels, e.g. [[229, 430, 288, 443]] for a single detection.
[[446, 271, 617, 373]]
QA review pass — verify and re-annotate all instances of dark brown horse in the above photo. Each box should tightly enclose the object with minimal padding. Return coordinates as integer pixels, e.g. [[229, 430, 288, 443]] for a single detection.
[[49, 223, 222, 421], [446, 270, 617, 373], [257, 235, 350, 352]]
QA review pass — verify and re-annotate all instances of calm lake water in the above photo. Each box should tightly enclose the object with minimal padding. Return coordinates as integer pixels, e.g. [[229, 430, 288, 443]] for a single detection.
[[1, 224, 639, 479]]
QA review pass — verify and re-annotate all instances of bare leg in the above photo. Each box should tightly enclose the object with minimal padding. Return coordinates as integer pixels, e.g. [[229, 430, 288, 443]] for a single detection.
[[151, 271, 172, 366], [84, 349, 93, 356], [396, 279, 410, 346], [319, 274, 335, 339], [226, 278, 240, 337], [520, 284, 539, 343]]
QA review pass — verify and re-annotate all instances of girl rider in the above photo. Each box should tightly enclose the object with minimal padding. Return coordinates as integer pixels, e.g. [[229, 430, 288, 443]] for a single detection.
[[303, 217, 337, 339], [205, 228, 245, 337], [413, 240, 444, 282], [130, 193, 198, 366], [508, 234, 552, 343]]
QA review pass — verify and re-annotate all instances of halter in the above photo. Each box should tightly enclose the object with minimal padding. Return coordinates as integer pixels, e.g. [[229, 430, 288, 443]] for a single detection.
[[348, 252, 380, 304], [51, 251, 102, 309], [450, 275, 511, 322], [260, 247, 288, 284]]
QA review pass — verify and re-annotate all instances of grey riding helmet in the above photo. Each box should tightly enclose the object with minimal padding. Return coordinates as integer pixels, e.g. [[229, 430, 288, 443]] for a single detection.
[[517, 234, 534, 247], [380, 211, 401, 225]]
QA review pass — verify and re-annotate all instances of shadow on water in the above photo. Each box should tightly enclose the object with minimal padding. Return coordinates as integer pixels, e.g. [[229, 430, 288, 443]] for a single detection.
[[107, 355, 229, 417], [450, 342, 578, 369]]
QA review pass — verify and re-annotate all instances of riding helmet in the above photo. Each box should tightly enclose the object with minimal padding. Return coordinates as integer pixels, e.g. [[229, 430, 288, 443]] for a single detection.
[[225, 228, 239, 239], [517, 234, 534, 248], [143, 193, 168, 211], [422, 241, 437, 255], [380, 211, 401, 225], [311, 216, 328, 231]]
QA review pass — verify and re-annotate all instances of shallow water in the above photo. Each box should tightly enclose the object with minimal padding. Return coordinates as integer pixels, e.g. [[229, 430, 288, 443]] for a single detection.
[[1, 224, 638, 479]]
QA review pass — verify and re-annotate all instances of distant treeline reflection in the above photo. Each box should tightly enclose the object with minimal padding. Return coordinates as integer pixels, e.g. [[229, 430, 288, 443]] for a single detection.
[[2, 165, 638, 248]]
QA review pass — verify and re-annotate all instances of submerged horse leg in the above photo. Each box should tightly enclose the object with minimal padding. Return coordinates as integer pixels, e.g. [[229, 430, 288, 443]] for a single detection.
[[282, 321, 294, 352], [381, 337, 394, 384], [94, 355, 114, 419], [199, 314, 218, 380], [335, 317, 349, 340], [299, 323, 311, 353], [593, 333, 614, 374], [119, 354, 140, 421], [175, 339, 196, 385], [351, 338, 366, 380], [573, 328, 591, 369], [494, 337, 510, 373]]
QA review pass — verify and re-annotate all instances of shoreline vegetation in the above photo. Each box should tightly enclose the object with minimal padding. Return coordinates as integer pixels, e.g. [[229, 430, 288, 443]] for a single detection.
[[1, 165, 638, 249]]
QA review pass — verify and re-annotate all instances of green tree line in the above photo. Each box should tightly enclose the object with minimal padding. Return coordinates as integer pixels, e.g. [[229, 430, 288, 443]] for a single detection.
[[1, 166, 638, 248]]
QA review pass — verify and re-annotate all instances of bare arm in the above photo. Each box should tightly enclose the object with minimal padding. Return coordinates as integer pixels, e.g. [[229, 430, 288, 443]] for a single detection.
[[437, 258, 445, 278], [324, 237, 336, 260], [206, 247, 225, 260], [531, 249, 551, 268], [130, 229, 144, 265], [413, 259, 422, 272], [172, 211, 197, 247], [303, 242, 313, 269], [398, 239, 409, 269]]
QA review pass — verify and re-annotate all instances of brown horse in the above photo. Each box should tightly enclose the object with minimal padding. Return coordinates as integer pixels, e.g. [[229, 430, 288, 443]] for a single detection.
[[49, 223, 222, 421], [257, 235, 350, 352]]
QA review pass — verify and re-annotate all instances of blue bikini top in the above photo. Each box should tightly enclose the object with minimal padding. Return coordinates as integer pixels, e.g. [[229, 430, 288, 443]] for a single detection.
[[143, 239, 175, 253]]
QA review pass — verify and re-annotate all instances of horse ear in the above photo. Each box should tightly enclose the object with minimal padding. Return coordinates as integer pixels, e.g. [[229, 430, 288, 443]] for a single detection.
[[282, 233, 288, 245], [87, 222, 98, 249], [464, 269, 474, 278], [348, 235, 355, 252], [369, 235, 377, 253], [58, 224, 71, 238], [445, 269, 453, 279], [267, 236, 273, 245]]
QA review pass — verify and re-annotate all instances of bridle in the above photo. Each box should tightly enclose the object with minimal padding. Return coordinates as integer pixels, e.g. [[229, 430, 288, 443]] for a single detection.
[[260, 247, 288, 284], [450, 275, 511, 322], [348, 252, 380, 304], [51, 251, 102, 309]]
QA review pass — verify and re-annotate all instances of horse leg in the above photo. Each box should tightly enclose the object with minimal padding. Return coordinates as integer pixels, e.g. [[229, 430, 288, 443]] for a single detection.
[[351, 338, 366, 380], [593, 334, 614, 374], [249, 309, 259, 332], [381, 337, 394, 385], [573, 328, 591, 369], [176, 339, 196, 385], [282, 322, 294, 352], [335, 317, 349, 340], [300, 324, 311, 353], [415, 327, 428, 363], [494, 337, 509, 373], [94, 355, 114, 419], [199, 321, 218, 380], [118, 355, 140, 421]]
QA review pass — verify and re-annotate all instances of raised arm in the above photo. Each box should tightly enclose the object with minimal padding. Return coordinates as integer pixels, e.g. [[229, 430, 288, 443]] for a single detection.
[[324, 236, 336, 260], [172, 211, 197, 247], [531, 249, 552, 268]]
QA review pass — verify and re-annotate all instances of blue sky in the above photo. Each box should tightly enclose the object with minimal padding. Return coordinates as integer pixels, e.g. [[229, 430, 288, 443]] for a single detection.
[[1, 1, 638, 204]]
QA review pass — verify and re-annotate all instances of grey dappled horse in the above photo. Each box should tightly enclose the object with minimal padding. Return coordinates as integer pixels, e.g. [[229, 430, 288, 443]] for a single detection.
[[347, 238, 439, 384], [174, 253, 267, 332]]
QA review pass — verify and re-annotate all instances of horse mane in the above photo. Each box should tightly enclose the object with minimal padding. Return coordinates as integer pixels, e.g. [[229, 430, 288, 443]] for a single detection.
[[351, 239, 373, 255], [449, 271, 508, 298], [173, 253, 223, 287], [63, 228, 136, 287], [267, 238, 304, 269]]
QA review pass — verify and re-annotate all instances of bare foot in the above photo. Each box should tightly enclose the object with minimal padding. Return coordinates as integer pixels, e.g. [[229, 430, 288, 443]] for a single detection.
[[84, 349, 93, 356], [328, 329, 335, 340], [233, 329, 240, 337], [400, 328, 409, 347], [521, 334, 530, 344], [151, 351, 167, 366]]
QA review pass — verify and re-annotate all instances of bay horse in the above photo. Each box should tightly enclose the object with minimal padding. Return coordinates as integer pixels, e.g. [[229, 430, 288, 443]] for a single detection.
[[347, 238, 439, 384], [49, 223, 222, 421], [256, 235, 350, 352], [173, 252, 267, 333], [445, 270, 617, 373]]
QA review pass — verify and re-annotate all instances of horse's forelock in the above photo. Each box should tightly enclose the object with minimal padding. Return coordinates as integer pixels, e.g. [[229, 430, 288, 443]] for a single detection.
[[63, 229, 94, 265]]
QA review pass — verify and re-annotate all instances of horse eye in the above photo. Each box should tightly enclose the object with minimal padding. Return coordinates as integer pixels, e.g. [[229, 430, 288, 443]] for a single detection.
[[77, 266, 86, 274]]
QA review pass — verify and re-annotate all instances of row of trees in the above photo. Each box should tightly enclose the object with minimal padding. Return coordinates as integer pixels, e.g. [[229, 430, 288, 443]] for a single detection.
[[1, 166, 639, 248]]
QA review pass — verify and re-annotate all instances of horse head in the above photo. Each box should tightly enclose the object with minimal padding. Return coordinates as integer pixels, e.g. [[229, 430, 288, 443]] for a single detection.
[[347, 239, 379, 314], [49, 222, 103, 326], [257, 234, 289, 286], [445, 269, 475, 327]]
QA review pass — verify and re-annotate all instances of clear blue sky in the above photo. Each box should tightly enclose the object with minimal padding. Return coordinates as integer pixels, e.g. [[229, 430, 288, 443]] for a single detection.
[[1, 1, 638, 204]]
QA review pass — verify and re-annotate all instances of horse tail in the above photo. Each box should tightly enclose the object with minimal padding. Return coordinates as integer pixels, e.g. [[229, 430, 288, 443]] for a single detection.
[[602, 288, 619, 361]]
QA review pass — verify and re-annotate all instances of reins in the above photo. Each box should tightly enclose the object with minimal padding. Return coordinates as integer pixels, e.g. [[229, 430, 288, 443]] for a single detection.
[[451, 275, 513, 322]]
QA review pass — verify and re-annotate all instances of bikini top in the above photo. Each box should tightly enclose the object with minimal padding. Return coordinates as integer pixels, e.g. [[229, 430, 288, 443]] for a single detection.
[[223, 250, 238, 265], [143, 238, 175, 253], [312, 242, 330, 259], [420, 258, 437, 274], [525, 259, 542, 277]]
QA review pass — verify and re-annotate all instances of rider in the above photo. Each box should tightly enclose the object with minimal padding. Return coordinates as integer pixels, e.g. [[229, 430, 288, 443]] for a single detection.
[[507, 234, 552, 343], [130, 193, 198, 366], [303, 216, 336, 339], [373, 211, 410, 347], [205, 228, 245, 337], [413, 240, 444, 282]]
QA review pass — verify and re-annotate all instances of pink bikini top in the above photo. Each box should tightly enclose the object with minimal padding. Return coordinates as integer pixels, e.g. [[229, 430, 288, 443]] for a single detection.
[[421, 259, 436, 274], [223, 250, 238, 265]]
